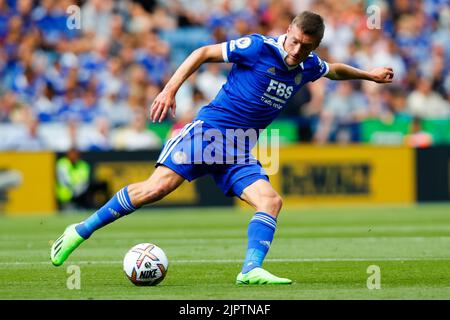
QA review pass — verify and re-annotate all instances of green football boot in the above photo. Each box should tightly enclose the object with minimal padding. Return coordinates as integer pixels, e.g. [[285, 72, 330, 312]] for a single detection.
[[50, 224, 85, 266], [236, 267, 292, 285]]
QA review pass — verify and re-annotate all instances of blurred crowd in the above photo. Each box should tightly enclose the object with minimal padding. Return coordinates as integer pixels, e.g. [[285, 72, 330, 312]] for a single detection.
[[0, 0, 449, 151]]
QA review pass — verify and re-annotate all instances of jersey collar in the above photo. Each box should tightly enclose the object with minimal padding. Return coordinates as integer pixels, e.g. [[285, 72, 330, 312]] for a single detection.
[[277, 34, 304, 71]]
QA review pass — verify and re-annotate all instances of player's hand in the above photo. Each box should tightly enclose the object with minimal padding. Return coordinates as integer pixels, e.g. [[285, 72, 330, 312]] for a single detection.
[[149, 90, 177, 123], [369, 67, 394, 83]]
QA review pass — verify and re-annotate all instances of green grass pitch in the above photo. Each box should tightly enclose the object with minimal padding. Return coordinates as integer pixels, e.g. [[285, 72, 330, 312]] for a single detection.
[[1, 204, 450, 299]]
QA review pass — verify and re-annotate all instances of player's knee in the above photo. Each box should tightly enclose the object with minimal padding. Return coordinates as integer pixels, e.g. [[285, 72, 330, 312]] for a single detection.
[[258, 193, 283, 216], [272, 194, 283, 214]]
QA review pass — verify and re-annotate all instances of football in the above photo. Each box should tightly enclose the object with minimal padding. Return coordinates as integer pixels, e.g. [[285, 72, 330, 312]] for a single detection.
[[123, 243, 169, 286]]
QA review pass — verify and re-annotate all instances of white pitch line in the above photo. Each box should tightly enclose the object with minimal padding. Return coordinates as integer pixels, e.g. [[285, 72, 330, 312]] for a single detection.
[[1, 257, 450, 267]]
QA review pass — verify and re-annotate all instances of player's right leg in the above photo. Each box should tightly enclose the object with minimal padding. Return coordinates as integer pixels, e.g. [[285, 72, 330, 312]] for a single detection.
[[50, 165, 184, 266], [236, 179, 292, 285]]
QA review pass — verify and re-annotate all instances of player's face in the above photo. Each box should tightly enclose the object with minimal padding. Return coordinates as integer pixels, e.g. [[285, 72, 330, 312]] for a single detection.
[[284, 25, 320, 66]]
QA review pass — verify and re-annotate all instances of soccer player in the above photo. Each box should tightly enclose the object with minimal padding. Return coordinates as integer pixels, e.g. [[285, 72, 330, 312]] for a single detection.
[[51, 11, 393, 284]]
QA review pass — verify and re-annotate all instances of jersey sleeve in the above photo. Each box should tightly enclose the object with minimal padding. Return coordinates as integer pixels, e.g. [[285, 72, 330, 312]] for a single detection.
[[309, 53, 330, 82], [221, 34, 264, 67]]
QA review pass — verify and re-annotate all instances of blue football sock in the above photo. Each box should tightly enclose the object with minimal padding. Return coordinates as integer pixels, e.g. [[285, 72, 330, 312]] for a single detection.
[[242, 212, 277, 274], [75, 186, 137, 239]]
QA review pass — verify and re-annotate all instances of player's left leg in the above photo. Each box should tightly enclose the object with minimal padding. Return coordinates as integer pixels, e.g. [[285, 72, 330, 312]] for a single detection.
[[50, 166, 185, 266], [51, 119, 206, 267], [236, 179, 291, 285]]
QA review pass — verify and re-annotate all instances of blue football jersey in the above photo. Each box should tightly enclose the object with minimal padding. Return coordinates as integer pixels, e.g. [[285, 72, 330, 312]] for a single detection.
[[195, 33, 329, 131]]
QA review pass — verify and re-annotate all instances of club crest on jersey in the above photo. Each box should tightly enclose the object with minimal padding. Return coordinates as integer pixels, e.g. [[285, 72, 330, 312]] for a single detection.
[[236, 37, 252, 49], [173, 151, 188, 164], [267, 67, 276, 75], [295, 73, 303, 85], [318, 57, 326, 73]]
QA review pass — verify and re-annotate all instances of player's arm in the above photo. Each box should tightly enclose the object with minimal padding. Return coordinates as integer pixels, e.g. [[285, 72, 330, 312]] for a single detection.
[[325, 63, 394, 83], [150, 44, 224, 123]]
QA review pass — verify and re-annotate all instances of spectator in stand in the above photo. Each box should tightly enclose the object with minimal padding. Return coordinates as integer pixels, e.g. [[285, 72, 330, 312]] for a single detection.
[[314, 81, 368, 144], [97, 56, 126, 99], [195, 63, 227, 102], [59, 87, 103, 123], [81, 0, 114, 38], [127, 0, 153, 34], [33, 81, 58, 122], [33, 0, 79, 46], [11, 64, 45, 104], [77, 37, 110, 86], [379, 85, 411, 122], [44, 53, 79, 96], [404, 117, 433, 148], [407, 76, 450, 119], [15, 0, 33, 33], [134, 30, 171, 86], [98, 83, 133, 128], [192, 86, 208, 112], [0, 91, 20, 122], [0, 0, 449, 149], [112, 108, 161, 151], [0, 0, 13, 40], [0, 112, 47, 150], [424, 44, 448, 97], [108, 14, 128, 57], [82, 117, 112, 151]]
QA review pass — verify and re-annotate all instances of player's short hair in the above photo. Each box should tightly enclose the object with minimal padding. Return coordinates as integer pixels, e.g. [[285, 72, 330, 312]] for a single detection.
[[292, 11, 325, 42]]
